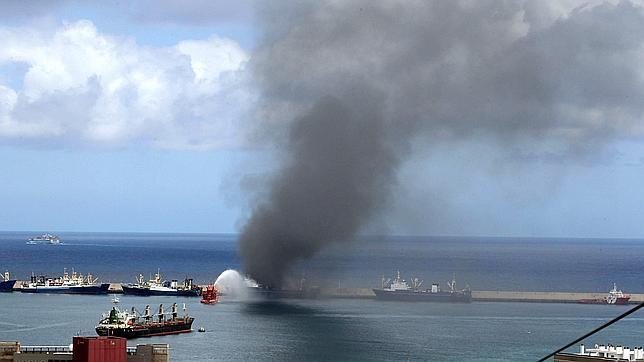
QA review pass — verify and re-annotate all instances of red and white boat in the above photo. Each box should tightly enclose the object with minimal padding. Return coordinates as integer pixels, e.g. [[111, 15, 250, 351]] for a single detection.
[[200, 285, 219, 304], [580, 283, 631, 305]]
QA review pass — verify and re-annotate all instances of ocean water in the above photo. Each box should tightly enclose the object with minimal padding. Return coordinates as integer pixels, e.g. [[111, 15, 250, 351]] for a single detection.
[[1, 232, 644, 361], [1, 232, 643, 292]]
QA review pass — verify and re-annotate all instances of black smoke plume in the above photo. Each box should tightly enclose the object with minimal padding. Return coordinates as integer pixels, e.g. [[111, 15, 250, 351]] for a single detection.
[[239, 1, 644, 286]]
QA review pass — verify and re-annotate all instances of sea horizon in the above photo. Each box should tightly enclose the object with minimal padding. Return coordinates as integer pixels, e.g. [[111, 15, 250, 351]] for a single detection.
[[8, 229, 644, 242], [2, 231, 643, 293]]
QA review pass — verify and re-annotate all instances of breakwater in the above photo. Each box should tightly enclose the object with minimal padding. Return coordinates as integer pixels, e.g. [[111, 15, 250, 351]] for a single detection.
[[314, 288, 644, 304], [11, 282, 644, 304]]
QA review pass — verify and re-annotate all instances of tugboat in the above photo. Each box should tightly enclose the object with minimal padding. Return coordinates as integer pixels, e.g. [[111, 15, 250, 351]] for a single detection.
[[121, 270, 201, 297], [26, 233, 60, 245], [372, 271, 472, 302], [579, 283, 631, 305], [20, 269, 110, 294], [96, 302, 194, 338], [200, 285, 219, 304], [0, 271, 16, 292]]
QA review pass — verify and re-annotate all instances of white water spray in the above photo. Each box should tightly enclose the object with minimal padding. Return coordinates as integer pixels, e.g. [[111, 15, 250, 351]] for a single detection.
[[214, 269, 250, 300]]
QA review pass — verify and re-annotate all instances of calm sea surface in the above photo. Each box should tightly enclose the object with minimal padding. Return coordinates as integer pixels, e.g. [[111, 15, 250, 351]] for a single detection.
[[1, 232, 643, 361]]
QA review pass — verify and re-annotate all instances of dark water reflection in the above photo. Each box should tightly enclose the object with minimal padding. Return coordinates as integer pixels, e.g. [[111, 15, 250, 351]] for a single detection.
[[1, 293, 644, 361], [241, 301, 390, 360]]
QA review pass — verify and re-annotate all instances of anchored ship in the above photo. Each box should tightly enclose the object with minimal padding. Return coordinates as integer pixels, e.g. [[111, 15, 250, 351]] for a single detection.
[[122, 270, 201, 297], [96, 302, 194, 338], [579, 283, 631, 305], [373, 271, 472, 302], [0, 271, 16, 292], [26, 233, 60, 245], [20, 269, 109, 294]]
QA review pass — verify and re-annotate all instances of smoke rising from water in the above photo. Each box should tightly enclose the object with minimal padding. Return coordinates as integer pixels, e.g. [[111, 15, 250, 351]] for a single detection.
[[239, 1, 644, 286]]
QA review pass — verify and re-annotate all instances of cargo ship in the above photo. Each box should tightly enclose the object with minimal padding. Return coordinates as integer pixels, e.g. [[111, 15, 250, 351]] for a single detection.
[[26, 233, 60, 245], [121, 270, 201, 297], [20, 269, 110, 294], [0, 271, 16, 292], [96, 302, 194, 338], [579, 283, 631, 305], [372, 271, 472, 302]]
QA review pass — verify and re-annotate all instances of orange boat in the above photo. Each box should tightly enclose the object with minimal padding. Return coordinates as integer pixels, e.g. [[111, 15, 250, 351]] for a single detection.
[[200, 285, 219, 304]]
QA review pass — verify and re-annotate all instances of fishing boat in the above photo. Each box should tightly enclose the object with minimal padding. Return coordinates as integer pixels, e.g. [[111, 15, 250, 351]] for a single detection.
[[121, 270, 201, 297], [20, 269, 109, 294]]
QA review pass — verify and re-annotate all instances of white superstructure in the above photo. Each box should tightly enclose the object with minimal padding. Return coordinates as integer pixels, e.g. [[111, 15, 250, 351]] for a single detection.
[[575, 343, 644, 361], [26, 233, 60, 245]]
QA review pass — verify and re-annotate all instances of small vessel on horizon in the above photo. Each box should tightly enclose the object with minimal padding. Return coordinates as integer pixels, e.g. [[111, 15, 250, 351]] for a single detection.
[[0, 271, 16, 292], [20, 269, 110, 294], [372, 271, 472, 302], [26, 233, 60, 245], [95, 302, 194, 338], [579, 283, 631, 305], [121, 270, 201, 297]]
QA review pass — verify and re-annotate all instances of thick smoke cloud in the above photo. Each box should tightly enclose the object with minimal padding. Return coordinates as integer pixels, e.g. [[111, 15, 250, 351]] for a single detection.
[[239, 0, 644, 286]]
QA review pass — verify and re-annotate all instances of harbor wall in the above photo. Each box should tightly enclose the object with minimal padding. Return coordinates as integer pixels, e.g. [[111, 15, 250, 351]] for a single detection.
[[12, 282, 644, 304], [472, 291, 644, 304], [318, 288, 644, 304]]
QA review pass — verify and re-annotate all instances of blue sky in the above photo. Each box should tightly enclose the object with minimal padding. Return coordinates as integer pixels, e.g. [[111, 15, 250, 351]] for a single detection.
[[0, 1, 257, 233], [2, 1, 644, 237]]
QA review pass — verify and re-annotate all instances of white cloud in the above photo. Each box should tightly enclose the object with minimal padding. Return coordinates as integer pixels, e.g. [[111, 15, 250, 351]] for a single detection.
[[0, 20, 253, 149]]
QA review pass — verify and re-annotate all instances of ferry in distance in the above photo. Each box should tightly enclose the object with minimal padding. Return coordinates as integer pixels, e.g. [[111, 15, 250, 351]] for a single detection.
[[373, 271, 472, 302], [26, 233, 60, 245]]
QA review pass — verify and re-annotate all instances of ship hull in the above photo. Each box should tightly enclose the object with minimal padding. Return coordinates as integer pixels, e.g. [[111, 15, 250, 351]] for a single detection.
[[0, 280, 16, 292], [121, 285, 200, 297], [373, 289, 472, 302], [579, 297, 631, 305], [20, 283, 110, 295], [96, 319, 194, 339]]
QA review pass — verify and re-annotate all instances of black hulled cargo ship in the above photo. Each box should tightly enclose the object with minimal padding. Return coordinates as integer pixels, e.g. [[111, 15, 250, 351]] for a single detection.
[[121, 270, 201, 297], [96, 302, 194, 338], [373, 271, 472, 302], [0, 271, 16, 292]]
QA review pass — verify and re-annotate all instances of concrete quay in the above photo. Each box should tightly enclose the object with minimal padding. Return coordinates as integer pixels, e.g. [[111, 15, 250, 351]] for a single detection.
[[472, 291, 644, 304], [317, 288, 644, 304], [12, 282, 644, 304]]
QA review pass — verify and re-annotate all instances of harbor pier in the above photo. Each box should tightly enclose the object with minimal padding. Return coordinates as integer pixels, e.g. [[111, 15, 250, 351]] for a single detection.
[[317, 288, 644, 304], [10, 281, 644, 304]]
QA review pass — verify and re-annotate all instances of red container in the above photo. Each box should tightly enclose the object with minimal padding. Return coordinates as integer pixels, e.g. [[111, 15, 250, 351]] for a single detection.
[[73, 336, 126, 362]]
